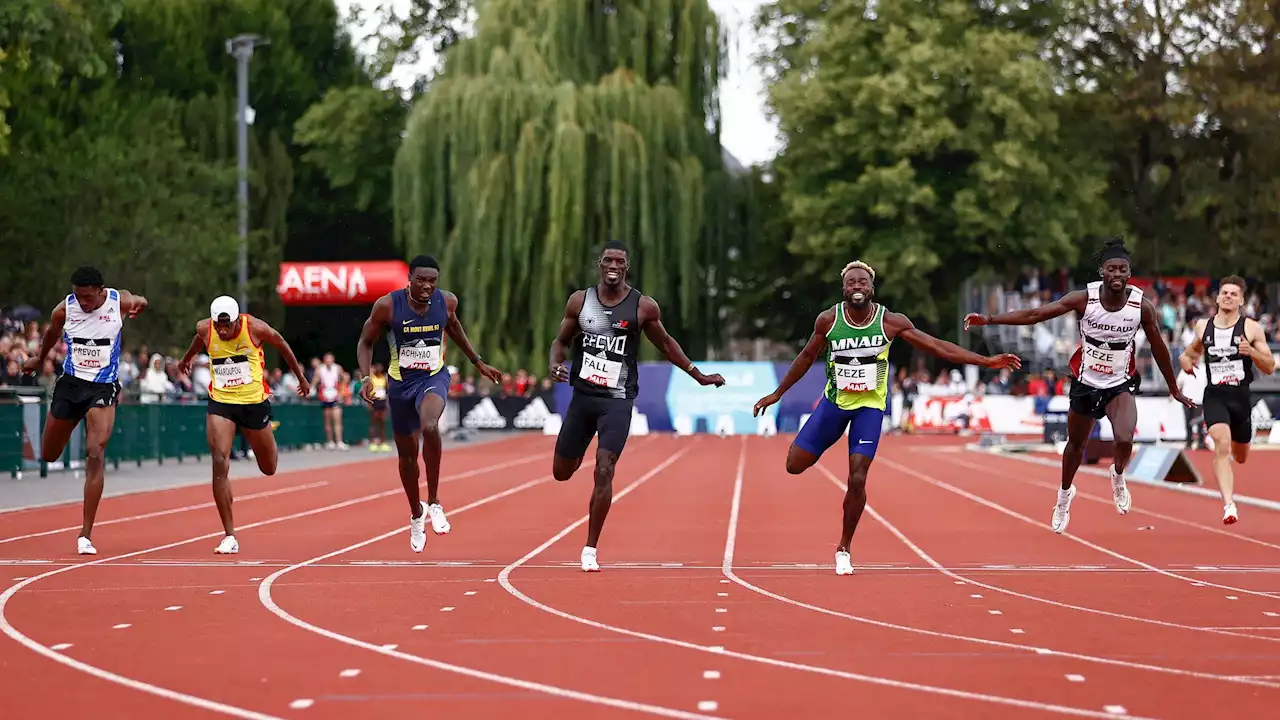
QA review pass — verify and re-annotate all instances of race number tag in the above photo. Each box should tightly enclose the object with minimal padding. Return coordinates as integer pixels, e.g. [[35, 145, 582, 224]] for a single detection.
[[1209, 359, 1245, 385], [834, 362, 873, 393], [372, 385, 387, 400], [399, 344, 442, 372], [213, 360, 253, 389], [579, 352, 622, 388], [70, 341, 110, 372], [1084, 345, 1126, 376]]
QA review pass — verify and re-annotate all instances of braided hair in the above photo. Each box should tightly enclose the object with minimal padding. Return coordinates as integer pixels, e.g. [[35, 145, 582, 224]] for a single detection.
[[1091, 236, 1131, 266]]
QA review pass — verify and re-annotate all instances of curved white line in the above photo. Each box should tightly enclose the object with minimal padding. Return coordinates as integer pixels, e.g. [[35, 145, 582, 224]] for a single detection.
[[847, 459, 1280, 644], [716, 456, 1278, 689], [880, 457, 1280, 600], [0, 451, 545, 717], [497, 437, 1153, 719]]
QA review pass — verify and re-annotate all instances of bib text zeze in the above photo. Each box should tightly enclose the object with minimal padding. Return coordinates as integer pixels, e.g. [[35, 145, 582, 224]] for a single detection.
[[834, 362, 872, 393], [1083, 344, 1125, 375]]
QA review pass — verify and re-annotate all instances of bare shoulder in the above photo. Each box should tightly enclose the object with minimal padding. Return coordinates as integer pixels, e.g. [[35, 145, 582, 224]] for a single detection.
[[441, 290, 458, 311], [565, 289, 587, 313], [195, 318, 211, 335], [1060, 289, 1089, 310], [814, 306, 838, 334], [1245, 316, 1268, 340]]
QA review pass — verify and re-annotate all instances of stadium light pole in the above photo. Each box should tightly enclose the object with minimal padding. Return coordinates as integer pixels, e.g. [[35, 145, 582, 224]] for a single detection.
[[226, 34, 269, 311]]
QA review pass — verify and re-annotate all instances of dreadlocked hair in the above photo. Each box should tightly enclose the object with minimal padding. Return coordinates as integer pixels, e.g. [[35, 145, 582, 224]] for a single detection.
[[1091, 236, 1131, 266], [841, 261, 875, 281]]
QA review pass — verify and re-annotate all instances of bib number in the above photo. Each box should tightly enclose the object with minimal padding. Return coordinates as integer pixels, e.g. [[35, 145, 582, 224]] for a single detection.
[[70, 342, 109, 371], [1083, 345, 1126, 376], [399, 344, 442, 373], [834, 362, 874, 393], [579, 352, 622, 389], [372, 386, 387, 400], [213, 361, 253, 390], [1209, 359, 1245, 386]]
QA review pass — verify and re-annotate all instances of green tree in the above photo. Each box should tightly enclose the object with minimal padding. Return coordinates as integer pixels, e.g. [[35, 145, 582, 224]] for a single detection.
[[756, 0, 1113, 326], [394, 0, 734, 370]]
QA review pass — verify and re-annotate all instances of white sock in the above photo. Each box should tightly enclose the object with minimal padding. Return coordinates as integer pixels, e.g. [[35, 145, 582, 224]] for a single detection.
[[1058, 487, 1072, 502]]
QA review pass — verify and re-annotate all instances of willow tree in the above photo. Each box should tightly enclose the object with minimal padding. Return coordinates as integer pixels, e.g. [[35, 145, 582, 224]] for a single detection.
[[394, 0, 734, 371]]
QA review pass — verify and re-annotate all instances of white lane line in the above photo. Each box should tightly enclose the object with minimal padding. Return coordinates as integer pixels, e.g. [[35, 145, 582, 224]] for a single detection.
[[988, 610, 1003, 615], [51, 643, 72, 651], [165, 606, 182, 611], [499, 436, 1157, 719], [209, 590, 225, 596], [440, 607, 455, 612], [380, 644, 398, 651], [703, 671, 720, 679], [0, 482, 330, 545], [464, 591, 477, 596], [1066, 675, 1086, 683], [714, 608, 727, 613], [716, 593, 728, 597], [711, 626, 725, 632], [1011, 629, 1025, 634], [0, 447, 544, 720], [288, 699, 314, 709], [1104, 707, 1127, 715], [696, 701, 718, 711], [339, 669, 361, 678], [112, 623, 131, 630], [412, 625, 428, 631]]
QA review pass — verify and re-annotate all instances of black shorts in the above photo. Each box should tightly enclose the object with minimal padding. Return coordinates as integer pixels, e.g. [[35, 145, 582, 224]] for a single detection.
[[1203, 387, 1253, 444], [207, 399, 273, 431], [50, 374, 119, 424], [1069, 375, 1140, 420], [554, 392, 634, 459]]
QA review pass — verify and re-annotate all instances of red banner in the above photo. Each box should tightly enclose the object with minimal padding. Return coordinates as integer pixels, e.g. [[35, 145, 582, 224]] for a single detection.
[[276, 261, 408, 306]]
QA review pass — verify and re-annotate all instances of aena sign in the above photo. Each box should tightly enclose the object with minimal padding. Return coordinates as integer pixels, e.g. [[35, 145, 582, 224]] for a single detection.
[[276, 261, 409, 306]]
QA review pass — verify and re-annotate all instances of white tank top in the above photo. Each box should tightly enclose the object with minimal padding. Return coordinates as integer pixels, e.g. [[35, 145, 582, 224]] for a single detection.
[[316, 363, 342, 402], [1070, 281, 1143, 390], [61, 289, 124, 384]]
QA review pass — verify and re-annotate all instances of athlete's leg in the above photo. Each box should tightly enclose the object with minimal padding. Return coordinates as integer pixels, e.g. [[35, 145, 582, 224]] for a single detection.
[[206, 413, 239, 537], [40, 416, 79, 464], [837, 407, 883, 552], [388, 392, 423, 514], [1104, 391, 1137, 474], [553, 394, 595, 482], [789, 398, 852, 474], [1060, 411, 1097, 491], [240, 404, 278, 476], [1208, 423, 1235, 505], [585, 400, 632, 550], [78, 405, 117, 541], [417, 385, 451, 534]]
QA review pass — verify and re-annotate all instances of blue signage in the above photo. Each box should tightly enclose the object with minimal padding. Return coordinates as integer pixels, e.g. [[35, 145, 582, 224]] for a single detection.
[[665, 361, 778, 435]]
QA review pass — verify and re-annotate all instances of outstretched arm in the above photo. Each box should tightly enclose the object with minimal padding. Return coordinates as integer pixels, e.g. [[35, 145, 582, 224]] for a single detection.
[[767, 309, 834, 400], [23, 302, 67, 374], [442, 292, 502, 383], [965, 290, 1087, 329], [885, 312, 1021, 369], [548, 291, 585, 382], [1245, 318, 1277, 375], [177, 320, 209, 376], [1141, 300, 1194, 407], [1179, 319, 1206, 373], [639, 296, 724, 387], [117, 289, 148, 318]]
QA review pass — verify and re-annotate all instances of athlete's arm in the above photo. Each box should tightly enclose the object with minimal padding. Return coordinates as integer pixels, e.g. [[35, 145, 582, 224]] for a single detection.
[[753, 309, 835, 416], [1243, 318, 1277, 375], [356, 294, 393, 392], [885, 312, 1021, 370], [442, 291, 502, 383], [249, 317, 310, 396], [639, 296, 724, 387], [1178, 318, 1206, 373], [176, 320, 209, 377], [117, 289, 148, 318], [1140, 299, 1194, 407], [548, 291, 585, 382], [22, 301, 67, 374], [964, 290, 1086, 329]]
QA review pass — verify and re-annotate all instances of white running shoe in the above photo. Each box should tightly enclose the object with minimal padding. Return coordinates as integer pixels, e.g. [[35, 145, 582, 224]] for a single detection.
[[214, 535, 239, 554], [410, 501, 427, 552], [77, 536, 97, 556], [581, 546, 600, 572], [1052, 485, 1077, 534], [835, 550, 855, 576], [428, 503, 451, 535], [1110, 465, 1132, 514], [1223, 503, 1239, 525]]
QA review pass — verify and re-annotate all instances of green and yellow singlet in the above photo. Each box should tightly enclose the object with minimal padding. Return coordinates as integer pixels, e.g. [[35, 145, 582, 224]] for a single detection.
[[823, 303, 892, 411]]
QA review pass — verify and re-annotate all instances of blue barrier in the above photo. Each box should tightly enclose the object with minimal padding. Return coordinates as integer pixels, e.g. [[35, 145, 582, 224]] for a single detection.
[[553, 361, 860, 433]]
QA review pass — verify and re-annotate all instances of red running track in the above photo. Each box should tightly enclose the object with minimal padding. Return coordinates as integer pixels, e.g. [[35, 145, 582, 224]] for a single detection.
[[3, 432, 1280, 719]]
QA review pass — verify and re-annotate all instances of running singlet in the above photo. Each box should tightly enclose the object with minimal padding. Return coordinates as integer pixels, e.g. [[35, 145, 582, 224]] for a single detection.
[[61, 289, 123, 384], [570, 287, 642, 400], [315, 363, 342, 403], [1202, 315, 1253, 388], [823, 302, 891, 411], [206, 316, 269, 404], [1069, 281, 1143, 390], [387, 288, 448, 382]]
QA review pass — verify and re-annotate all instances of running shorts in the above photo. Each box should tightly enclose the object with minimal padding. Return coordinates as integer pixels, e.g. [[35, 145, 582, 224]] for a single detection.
[[793, 396, 885, 460], [50, 374, 119, 424], [554, 392, 634, 459], [1203, 386, 1253, 444], [1068, 375, 1140, 420], [387, 371, 450, 436], [207, 398, 273, 431]]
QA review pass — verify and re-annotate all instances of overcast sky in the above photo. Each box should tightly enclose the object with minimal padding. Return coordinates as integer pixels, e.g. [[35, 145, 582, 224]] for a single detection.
[[336, 0, 781, 167]]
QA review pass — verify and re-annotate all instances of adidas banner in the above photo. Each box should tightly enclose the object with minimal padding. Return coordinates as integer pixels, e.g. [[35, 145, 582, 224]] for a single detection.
[[458, 392, 558, 431]]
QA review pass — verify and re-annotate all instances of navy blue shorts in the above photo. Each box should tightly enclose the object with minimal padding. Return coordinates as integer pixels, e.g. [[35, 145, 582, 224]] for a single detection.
[[388, 371, 450, 436], [793, 396, 885, 460]]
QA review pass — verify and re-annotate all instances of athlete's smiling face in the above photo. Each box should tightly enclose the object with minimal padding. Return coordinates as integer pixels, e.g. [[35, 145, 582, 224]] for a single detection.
[[843, 268, 874, 309], [72, 285, 107, 313], [1100, 258, 1130, 293], [408, 266, 438, 304], [600, 249, 628, 287]]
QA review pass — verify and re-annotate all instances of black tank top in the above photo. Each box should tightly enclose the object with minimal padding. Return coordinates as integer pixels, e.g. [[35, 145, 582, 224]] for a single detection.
[[570, 286, 642, 400], [1202, 315, 1254, 390]]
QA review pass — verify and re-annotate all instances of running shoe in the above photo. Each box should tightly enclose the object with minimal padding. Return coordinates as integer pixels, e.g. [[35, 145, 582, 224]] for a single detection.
[[835, 550, 854, 576], [410, 501, 427, 552], [1052, 485, 1077, 534], [1110, 465, 1131, 514]]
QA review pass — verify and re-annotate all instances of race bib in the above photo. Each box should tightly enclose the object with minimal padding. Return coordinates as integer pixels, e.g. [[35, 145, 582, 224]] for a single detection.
[[212, 360, 253, 389], [320, 385, 339, 402], [578, 352, 622, 389], [1084, 345, 1126, 376], [834, 362, 874, 393], [70, 340, 111, 372], [399, 344, 442, 372], [1209, 359, 1245, 385], [372, 385, 387, 400]]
